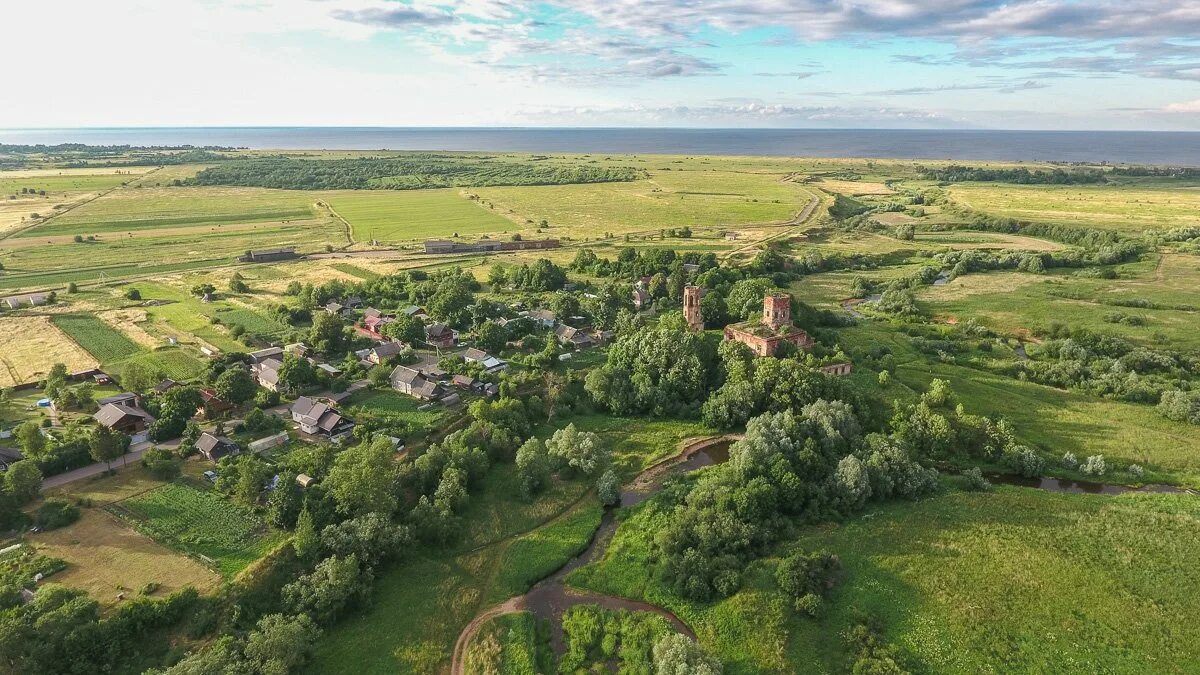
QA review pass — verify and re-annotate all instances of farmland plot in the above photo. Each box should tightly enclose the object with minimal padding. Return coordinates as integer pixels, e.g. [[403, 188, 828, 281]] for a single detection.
[[0, 316, 99, 386], [51, 313, 143, 363], [111, 483, 282, 577]]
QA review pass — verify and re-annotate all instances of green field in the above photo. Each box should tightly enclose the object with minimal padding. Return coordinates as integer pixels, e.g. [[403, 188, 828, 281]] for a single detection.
[[51, 313, 143, 362], [324, 189, 515, 242], [110, 348, 208, 382], [110, 483, 283, 577], [23, 186, 317, 236], [569, 485, 1200, 673], [948, 181, 1200, 233], [474, 170, 812, 237], [0, 172, 136, 196]]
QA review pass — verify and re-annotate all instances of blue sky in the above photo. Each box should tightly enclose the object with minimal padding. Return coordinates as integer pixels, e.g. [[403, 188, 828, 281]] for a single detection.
[[4, 0, 1199, 129]]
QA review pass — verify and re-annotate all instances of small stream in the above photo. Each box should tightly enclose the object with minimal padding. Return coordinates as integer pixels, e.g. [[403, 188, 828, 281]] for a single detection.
[[987, 473, 1190, 495], [523, 438, 734, 653]]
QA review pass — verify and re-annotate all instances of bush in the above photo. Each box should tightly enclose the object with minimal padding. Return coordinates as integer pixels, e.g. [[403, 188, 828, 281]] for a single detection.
[[1061, 452, 1079, 470], [1005, 446, 1045, 478], [1128, 463, 1145, 479], [1081, 454, 1107, 476], [33, 500, 80, 530], [962, 467, 991, 492]]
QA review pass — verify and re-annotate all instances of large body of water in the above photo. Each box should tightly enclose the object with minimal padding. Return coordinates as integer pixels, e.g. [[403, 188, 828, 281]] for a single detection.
[[3, 127, 1200, 166]]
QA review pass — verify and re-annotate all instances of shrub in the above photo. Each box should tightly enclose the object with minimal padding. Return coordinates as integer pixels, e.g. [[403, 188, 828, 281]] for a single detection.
[[1006, 446, 1045, 478], [33, 499, 80, 530], [1081, 454, 1107, 476], [962, 467, 991, 492], [1128, 463, 1145, 479], [1061, 452, 1079, 470]]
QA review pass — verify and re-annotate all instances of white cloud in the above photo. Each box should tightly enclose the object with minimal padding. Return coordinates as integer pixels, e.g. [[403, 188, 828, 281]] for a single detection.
[[1164, 99, 1200, 113]]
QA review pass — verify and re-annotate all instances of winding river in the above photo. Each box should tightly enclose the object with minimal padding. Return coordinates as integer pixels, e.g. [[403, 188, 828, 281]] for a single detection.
[[450, 436, 736, 674]]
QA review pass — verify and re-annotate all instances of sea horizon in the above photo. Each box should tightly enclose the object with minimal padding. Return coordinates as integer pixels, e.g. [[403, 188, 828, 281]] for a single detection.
[[3, 126, 1200, 166]]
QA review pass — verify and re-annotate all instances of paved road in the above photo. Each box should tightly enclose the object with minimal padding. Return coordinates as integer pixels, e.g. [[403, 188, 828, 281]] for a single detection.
[[41, 438, 180, 490]]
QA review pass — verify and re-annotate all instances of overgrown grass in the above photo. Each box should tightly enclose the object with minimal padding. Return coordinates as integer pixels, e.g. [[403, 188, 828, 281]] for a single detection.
[[324, 189, 514, 242]]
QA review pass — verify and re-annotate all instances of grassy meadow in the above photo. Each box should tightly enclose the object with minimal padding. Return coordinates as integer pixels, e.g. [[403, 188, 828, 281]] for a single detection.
[[948, 182, 1200, 233], [569, 485, 1200, 674], [323, 189, 515, 242]]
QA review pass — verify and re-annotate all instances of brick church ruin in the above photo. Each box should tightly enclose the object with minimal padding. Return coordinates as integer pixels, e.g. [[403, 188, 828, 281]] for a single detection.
[[722, 292, 815, 356]]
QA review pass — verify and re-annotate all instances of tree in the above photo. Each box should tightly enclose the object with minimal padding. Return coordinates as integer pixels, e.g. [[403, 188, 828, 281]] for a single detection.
[[652, 634, 722, 675], [319, 512, 412, 567], [215, 367, 257, 405], [597, 469, 620, 506], [4, 461, 42, 504], [14, 420, 46, 458], [243, 613, 321, 675], [282, 554, 373, 625], [293, 506, 318, 561], [475, 320, 506, 354], [88, 425, 130, 470], [120, 360, 163, 394], [124, 288, 142, 301], [141, 446, 182, 479], [546, 423, 608, 477], [191, 283, 216, 297], [277, 353, 317, 393], [515, 438, 550, 499], [324, 437, 398, 517], [380, 314, 424, 345], [309, 312, 346, 354], [775, 550, 840, 615]]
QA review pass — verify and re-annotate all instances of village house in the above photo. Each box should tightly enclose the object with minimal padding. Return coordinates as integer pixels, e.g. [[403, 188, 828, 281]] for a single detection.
[[390, 365, 443, 400], [248, 346, 284, 364], [425, 323, 456, 349], [196, 432, 239, 463], [290, 396, 355, 440], [820, 362, 854, 377], [400, 305, 428, 319], [554, 324, 594, 349], [152, 379, 179, 394], [451, 374, 478, 390], [461, 348, 508, 373], [632, 287, 651, 310], [723, 293, 815, 357], [97, 392, 140, 408], [524, 309, 557, 328], [94, 402, 155, 444], [324, 302, 351, 317], [368, 341, 405, 365], [252, 357, 283, 392], [197, 388, 234, 419]]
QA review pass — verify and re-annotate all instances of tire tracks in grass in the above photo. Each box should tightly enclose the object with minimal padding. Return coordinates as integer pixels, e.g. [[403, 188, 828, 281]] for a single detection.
[[0, 167, 164, 242]]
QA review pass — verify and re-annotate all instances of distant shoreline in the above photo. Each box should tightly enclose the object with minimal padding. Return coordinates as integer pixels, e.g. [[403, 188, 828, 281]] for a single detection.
[[3, 127, 1199, 166]]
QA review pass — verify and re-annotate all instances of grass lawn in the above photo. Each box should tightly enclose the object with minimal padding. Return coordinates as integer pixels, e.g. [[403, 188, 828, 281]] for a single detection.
[[467, 611, 542, 675], [108, 482, 284, 577], [570, 485, 1200, 674], [323, 189, 514, 242]]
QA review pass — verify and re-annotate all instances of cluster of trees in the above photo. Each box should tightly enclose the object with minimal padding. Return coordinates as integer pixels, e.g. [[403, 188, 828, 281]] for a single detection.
[[488, 258, 567, 291], [917, 164, 1108, 184], [658, 379, 1022, 601], [188, 156, 644, 190], [0, 584, 205, 673], [1008, 328, 1200, 412], [585, 326, 717, 417], [702, 341, 857, 429], [570, 247, 718, 282]]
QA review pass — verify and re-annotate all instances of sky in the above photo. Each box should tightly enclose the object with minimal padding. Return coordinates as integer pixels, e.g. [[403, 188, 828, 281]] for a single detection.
[[3, 0, 1200, 130]]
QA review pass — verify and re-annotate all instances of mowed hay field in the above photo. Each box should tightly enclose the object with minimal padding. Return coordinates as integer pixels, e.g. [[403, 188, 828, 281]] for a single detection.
[[30, 509, 221, 606], [473, 170, 812, 237], [948, 182, 1200, 232], [0, 315, 98, 386], [322, 189, 514, 242], [23, 185, 318, 236]]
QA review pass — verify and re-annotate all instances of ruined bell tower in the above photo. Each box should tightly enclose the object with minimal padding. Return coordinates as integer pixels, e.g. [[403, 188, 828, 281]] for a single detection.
[[684, 285, 704, 331], [762, 293, 791, 331]]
